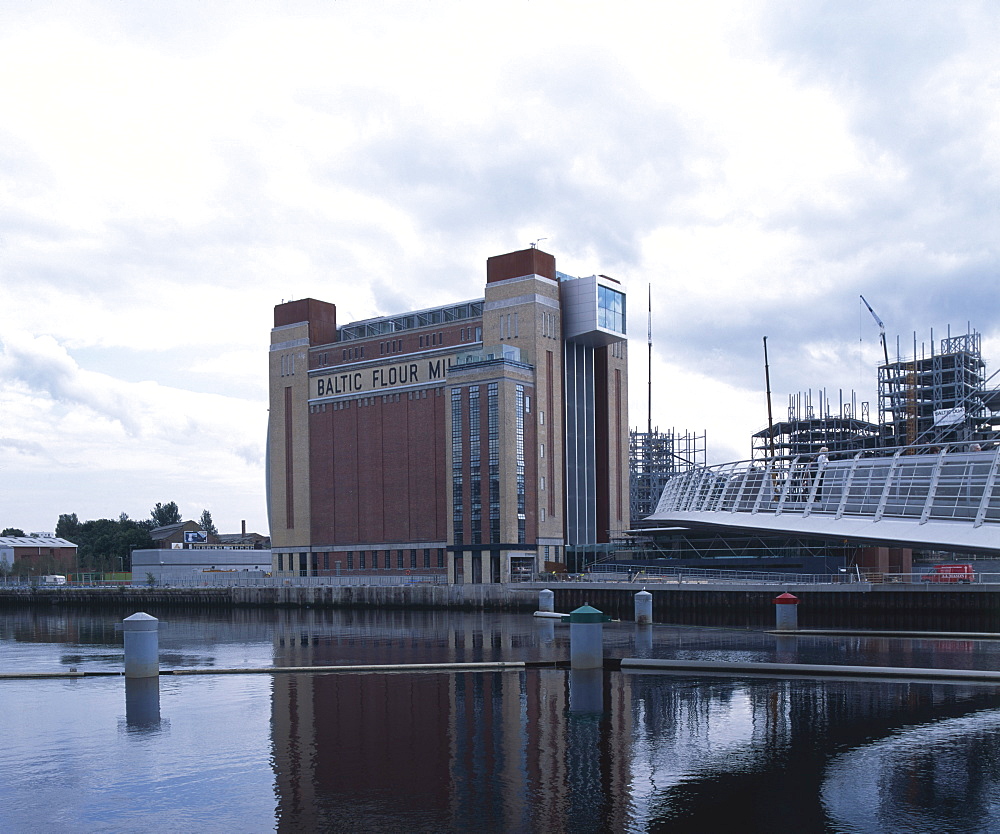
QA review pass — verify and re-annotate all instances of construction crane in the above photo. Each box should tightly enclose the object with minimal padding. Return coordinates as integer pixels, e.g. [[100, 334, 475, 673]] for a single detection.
[[860, 295, 890, 368], [862, 295, 917, 446]]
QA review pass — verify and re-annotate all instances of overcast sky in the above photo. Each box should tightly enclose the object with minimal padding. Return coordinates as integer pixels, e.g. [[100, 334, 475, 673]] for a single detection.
[[2, 0, 999, 535]]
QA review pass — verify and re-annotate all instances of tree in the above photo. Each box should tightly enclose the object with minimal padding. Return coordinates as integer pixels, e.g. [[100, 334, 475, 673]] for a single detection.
[[199, 509, 219, 536], [56, 513, 79, 540], [2, 527, 25, 537], [150, 502, 182, 527]]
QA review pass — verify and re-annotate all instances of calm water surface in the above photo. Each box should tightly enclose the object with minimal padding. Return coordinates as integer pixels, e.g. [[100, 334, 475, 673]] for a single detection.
[[3, 607, 1000, 832]]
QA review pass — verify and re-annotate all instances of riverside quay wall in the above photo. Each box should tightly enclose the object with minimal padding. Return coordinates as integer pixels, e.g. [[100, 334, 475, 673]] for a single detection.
[[2, 583, 1000, 630], [0, 584, 539, 612]]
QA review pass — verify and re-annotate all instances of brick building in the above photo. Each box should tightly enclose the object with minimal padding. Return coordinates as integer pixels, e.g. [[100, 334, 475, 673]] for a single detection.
[[267, 247, 629, 583]]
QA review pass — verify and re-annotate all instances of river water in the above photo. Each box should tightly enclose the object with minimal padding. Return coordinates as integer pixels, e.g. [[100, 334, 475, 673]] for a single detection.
[[3, 606, 1000, 833]]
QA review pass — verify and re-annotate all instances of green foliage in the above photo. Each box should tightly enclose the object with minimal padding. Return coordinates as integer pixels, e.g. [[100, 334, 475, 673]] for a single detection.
[[2, 527, 26, 537], [55, 513, 79, 539], [150, 501, 182, 527], [54, 512, 155, 572], [198, 509, 218, 536]]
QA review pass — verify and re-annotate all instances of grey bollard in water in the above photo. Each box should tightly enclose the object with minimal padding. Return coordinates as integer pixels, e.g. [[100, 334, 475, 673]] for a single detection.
[[774, 593, 799, 631], [539, 589, 555, 613], [634, 589, 653, 625], [123, 612, 159, 678], [564, 604, 610, 669]]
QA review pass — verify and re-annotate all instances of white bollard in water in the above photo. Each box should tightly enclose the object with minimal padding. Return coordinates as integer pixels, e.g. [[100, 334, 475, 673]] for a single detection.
[[123, 612, 159, 678], [634, 590, 653, 625], [539, 589, 555, 613]]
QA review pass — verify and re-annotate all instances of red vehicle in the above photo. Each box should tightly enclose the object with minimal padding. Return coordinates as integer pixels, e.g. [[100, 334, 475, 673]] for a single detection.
[[920, 564, 975, 584]]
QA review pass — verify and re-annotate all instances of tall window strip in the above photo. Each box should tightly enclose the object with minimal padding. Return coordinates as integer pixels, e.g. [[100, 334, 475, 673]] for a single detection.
[[488, 383, 500, 544], [516, 384, 526, 544], [451, 388, 464, 546], [546, 351, 556, 516], [615, 368, 623, 521], [283, 386, 294, 528], [470, 386, 482, 544]]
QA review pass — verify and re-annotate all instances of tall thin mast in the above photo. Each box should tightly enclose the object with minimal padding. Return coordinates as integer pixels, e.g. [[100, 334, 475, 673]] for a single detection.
[[647, 283, 652, 436], [763, 336, 776, 459]]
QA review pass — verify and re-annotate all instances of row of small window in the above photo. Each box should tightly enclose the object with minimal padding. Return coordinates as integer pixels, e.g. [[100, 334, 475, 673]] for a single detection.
[[418, 332, 446, 348], [380, 339, 404, 354], [342, 346, 365, 361], [309, 389, 440, 413], [280, 354, 297, 376], [540, 311, 558, 339], [459, 327, 482, 343], [499, 312, 519, 340], [276, 549, 445, 572]]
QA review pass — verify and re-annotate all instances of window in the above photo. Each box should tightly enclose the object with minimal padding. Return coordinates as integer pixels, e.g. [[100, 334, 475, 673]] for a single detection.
[[397, 550, 404, 569], [597, 285, 626, 334], [423, 548, 430, 568], [347, 551, 354, 570], [277, 553, 283, 571], [437, 548, 445, 568], [359, 551, 366, 569], [410, 550, 418, 569]]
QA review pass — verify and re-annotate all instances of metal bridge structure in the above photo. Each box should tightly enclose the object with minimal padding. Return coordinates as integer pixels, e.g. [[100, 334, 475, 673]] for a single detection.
[[647, 443, 1000, 554]]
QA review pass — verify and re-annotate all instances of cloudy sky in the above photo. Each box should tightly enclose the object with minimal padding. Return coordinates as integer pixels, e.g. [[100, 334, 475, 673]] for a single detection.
[[2, 0, 999, 535]]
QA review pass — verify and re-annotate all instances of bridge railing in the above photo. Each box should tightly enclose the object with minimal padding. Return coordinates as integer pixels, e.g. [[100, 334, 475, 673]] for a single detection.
[[655, 443, 1000, 528]]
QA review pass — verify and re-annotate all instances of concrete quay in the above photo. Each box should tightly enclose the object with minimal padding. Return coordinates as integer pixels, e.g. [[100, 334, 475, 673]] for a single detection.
[[2, 581, 1000, 630], [0, 583, 540, 611]]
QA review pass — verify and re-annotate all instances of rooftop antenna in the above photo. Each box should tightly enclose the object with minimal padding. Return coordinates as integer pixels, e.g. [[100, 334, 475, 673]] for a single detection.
[[530, 237, 548, 249]]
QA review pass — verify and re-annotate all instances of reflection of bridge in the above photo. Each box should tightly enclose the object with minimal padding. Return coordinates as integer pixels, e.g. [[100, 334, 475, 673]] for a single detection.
[[648, 444, 1000, 554]]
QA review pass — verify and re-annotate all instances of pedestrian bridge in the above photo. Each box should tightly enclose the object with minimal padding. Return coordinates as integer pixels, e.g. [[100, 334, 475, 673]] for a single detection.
[[648, 444, 1000, 554]]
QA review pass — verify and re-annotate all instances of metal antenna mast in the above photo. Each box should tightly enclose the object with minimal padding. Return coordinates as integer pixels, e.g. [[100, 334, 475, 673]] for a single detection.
[[647, 283, 652, 436]]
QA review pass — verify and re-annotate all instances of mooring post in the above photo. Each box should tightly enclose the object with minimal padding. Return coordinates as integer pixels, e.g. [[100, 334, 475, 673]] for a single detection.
[[774, 593, 799, 631], [564, 604, 611, 669], [123, 612, 159, 678], [539, 588, 554, 613], [634, 589, 653, 625]]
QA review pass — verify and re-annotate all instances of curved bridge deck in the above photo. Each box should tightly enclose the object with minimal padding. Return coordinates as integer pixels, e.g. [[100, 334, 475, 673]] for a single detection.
[[648, 444, 1000, 553]]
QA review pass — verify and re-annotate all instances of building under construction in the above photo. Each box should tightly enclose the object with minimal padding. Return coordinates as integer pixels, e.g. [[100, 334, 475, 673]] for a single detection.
[[750, 327, 1000, 461], [752, 391, 881, 462], [629, 428, 706, 521], [879, 329, 1000, 447]]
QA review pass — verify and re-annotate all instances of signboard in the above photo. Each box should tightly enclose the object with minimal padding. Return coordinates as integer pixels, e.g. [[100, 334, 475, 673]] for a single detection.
[[184, 531, 209, 544], [312, 355, 456, 399], [933, 407, 966, 427]]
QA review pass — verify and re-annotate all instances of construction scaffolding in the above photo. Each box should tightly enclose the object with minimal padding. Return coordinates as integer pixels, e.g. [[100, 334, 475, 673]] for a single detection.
[[629, 428, 706, 521], [878, 329, 999, 447], [752, 390, 880, 462]]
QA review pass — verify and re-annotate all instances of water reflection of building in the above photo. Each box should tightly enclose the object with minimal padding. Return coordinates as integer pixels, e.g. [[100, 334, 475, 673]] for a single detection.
[[265, 613, 1000, 830], [269, 617, 635, 831]]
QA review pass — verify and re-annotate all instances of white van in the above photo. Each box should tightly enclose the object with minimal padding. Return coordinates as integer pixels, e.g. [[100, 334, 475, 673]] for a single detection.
[[40, 575, 67, 585]]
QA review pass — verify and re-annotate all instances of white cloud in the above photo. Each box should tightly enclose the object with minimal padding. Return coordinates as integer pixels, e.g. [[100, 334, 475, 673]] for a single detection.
[[1, 0, 999, 531]]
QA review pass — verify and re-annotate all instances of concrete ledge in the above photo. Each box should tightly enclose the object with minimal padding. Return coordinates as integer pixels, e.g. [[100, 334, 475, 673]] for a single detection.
[[620, 657, 1000, 683], [766, 629, 1000, 639]]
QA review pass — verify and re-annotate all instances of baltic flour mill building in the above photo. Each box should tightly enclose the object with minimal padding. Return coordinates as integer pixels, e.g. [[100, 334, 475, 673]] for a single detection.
[[267, 247, 629, 583]]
